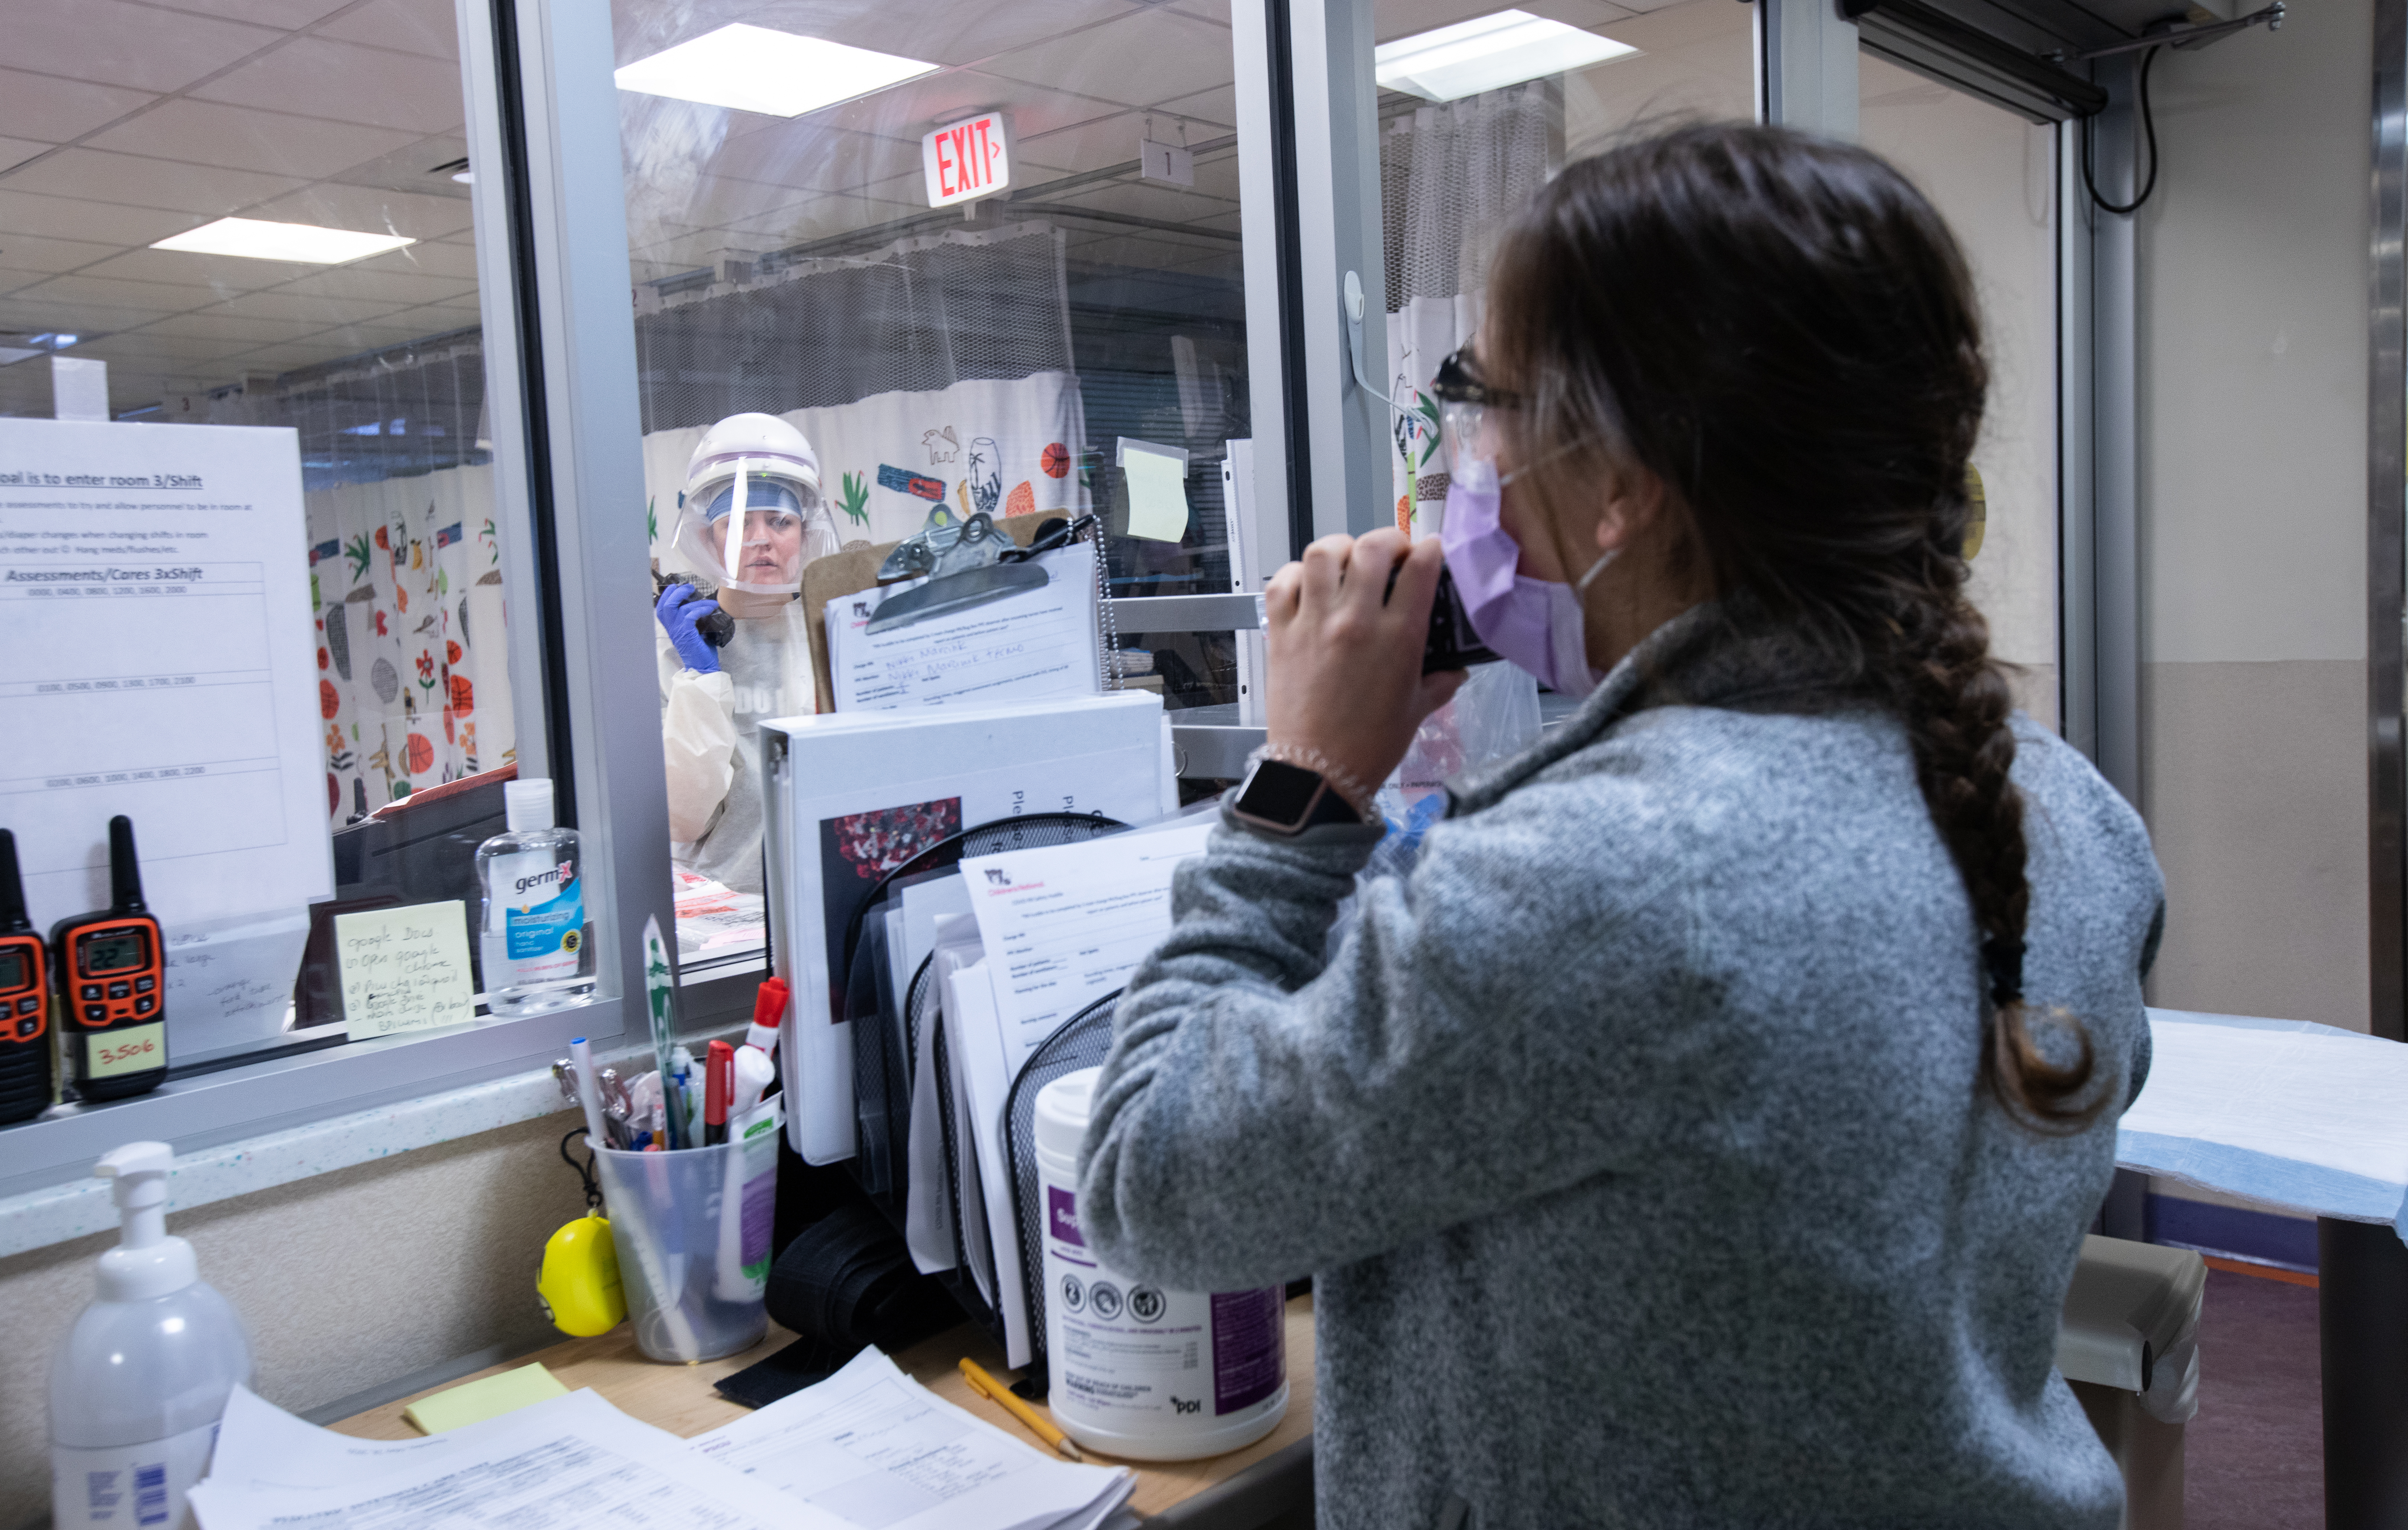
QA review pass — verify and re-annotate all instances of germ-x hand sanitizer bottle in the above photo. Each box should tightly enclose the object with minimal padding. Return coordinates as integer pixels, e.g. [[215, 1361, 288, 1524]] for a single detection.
[[477, 778, 595, 1014], [50, 1142, 254, 1530]]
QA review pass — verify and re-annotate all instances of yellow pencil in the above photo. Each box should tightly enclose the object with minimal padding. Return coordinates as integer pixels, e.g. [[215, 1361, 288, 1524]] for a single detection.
[[959, 1357, 1085, 1462]]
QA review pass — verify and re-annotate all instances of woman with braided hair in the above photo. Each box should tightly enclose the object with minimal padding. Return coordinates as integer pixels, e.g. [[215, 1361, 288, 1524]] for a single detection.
[[1076, 122, 2164, 1529]]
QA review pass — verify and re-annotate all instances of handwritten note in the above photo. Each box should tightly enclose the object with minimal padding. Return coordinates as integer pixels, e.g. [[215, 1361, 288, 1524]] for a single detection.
[[164, 907, 310, 1058], [333, 902, 474, 1037]]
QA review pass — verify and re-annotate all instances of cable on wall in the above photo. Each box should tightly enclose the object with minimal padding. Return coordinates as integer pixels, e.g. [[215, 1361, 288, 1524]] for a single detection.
[[2082, 45, 2163, 216]]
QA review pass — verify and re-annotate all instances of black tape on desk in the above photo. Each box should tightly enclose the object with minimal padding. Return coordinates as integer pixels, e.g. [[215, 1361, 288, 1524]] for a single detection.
[[717, 1202, 956, 1409]]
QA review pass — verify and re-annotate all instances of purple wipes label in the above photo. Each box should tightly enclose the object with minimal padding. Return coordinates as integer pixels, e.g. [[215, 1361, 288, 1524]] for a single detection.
[[1048, 1185, 1085, 1248], [1211, 1287, 1285, 1415]]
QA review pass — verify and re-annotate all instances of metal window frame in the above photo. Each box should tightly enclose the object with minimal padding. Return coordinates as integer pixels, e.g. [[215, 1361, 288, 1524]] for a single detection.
[[2371, 0, 2407, 1044], [0, 0, 708, 1204]]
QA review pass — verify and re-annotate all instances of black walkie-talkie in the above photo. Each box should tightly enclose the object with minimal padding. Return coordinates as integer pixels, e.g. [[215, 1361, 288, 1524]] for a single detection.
[[0, 830, 53, 1125], [51, 816, 169, 1102]]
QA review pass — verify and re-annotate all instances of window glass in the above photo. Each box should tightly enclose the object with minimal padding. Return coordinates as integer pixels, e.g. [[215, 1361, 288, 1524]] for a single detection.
[[1374, 0, 1753, 539], [612, 1, 1253, 967], [1860, 57, 2061, 726], [0, 0, 555, 1113]]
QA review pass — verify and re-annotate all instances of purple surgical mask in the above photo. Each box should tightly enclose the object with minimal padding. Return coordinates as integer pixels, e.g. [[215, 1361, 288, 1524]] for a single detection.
[[1438, 458, 1614, 696]]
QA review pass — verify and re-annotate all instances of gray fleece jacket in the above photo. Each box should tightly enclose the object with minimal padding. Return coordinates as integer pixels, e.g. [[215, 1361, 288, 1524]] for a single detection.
[[1076, 605, 2165, 1529]]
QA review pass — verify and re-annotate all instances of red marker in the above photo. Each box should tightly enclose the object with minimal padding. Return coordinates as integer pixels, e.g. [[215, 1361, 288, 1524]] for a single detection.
[[745, 978, 787, 1057], [704, 1039, 733, 1146]]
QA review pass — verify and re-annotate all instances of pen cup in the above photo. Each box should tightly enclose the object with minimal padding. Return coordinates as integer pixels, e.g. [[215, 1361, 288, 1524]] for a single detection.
[[594, 1132, 776, 1363]]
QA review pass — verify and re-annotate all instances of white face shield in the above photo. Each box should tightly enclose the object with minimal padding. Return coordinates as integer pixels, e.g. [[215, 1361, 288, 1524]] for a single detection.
[[671, 457, 839, 596]]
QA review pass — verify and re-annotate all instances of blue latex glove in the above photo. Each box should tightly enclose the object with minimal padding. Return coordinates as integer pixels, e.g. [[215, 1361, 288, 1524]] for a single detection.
[[656, 583, 722, 674]]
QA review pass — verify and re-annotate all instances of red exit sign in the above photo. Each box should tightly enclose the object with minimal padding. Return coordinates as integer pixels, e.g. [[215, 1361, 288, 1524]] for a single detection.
[[922, 111, 1010, 208]]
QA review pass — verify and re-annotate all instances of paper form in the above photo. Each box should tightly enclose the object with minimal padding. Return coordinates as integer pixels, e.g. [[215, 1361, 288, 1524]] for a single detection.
[[689, 1347, 1132, 1530], [0, 419, 333, 932], [192, 1384, 839, 1530], [957, 818, 1216, 1057], [827, 541, 1100, 711]]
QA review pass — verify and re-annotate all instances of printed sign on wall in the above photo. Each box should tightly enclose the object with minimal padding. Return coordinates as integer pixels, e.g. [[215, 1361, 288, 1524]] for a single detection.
[[922, 112, 1010, 207]]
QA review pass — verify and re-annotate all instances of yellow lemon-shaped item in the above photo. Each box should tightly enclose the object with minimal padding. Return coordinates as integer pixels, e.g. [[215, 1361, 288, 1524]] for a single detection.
[[536, 1214, 625, 1337]]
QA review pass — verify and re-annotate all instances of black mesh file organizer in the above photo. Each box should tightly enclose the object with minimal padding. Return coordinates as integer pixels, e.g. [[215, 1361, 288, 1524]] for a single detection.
[[1004, 990, 1123, 1388], [836, 811, 1130, 1351], [839, 810, 1128, 1222]]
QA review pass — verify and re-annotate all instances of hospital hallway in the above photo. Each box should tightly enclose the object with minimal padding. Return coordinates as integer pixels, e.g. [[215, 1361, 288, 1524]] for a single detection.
[[2186, 1263, 2324, 1528]]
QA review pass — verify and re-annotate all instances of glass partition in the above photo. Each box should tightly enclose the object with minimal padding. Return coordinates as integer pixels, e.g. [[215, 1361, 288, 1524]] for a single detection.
[[610, 1, 1258, 966], [0, 0, 560, 1112], [1860, 54, 2062, 727]]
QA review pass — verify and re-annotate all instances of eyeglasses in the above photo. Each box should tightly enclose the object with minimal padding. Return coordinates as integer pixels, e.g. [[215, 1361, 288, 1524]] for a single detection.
[[1430, 348, 1521, 410]]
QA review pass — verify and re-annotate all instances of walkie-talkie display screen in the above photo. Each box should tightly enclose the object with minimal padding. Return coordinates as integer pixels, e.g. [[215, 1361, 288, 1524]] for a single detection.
[[81, 931, 148, 975], [0, 949, 22, 990]]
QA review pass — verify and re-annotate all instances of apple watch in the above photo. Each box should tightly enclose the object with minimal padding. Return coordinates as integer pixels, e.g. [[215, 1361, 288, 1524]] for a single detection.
[[1229, 757, 1364, 838]]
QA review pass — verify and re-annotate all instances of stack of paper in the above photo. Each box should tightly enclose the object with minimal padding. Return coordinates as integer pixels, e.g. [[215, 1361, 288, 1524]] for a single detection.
[[694, 1347, 1133, 1530], [673, 868, 767, 958], [192, 1361, 1133, 1530]]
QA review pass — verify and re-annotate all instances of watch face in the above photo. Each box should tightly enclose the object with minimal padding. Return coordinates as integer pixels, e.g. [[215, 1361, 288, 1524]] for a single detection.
[[1239, 761, 1323, 826]]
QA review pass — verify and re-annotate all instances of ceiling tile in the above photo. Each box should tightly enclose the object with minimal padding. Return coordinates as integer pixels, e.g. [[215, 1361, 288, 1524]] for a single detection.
[[74, 332, 245, 364], [810, 69, 1128, 142], [613, 0, 1141, 72], [0, 140, 54, 176], [240, 183, 478, 241], [1151, 84, 1240, 130], [978, 10, 1236, 110], [1164, 0, 1232, 25], [151, 0, 358, 27], [272, 266, 477, 304], [80, 246, 322, 291], [0, 233, 123, 278], [0, 69, 158, 145], [11, 273, 218, 316], [85, 100, 424, 181], [0, 149, 308, 215], [136, 310, 341, 343], [191, 37, 469, 134], [314, 0, 462, 60], [348, 240, 483, 281], [1050, 176, 1239, 222], [0, 296, 155, 333], [203, 289, 416, 325], [7, 0, 283, 95], [703, 123, 922, 195], [0, 189, 209, 249]]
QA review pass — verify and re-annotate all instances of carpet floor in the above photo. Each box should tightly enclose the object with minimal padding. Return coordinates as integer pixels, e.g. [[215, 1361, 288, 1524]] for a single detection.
[[2183, 1264, 2323, 1529]]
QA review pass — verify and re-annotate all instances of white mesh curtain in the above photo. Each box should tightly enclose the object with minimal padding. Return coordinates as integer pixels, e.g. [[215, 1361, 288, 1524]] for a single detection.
[[1381, 81, 1562, 532], [208, 342, 517, 825], [636, 221, 1092, 558]]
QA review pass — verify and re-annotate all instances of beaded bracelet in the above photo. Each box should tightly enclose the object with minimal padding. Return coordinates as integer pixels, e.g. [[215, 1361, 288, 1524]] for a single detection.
[[1247, 741, 1381, 823]]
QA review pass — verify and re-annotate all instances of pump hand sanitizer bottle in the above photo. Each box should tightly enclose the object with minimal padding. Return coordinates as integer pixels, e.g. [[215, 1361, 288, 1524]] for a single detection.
[[50, 1142, 253, 1530], [477, 777, 594, 1015]]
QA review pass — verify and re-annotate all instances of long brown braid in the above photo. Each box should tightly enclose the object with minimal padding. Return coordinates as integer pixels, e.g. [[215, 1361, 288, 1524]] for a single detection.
[[1483, 123, 2102, 1129]]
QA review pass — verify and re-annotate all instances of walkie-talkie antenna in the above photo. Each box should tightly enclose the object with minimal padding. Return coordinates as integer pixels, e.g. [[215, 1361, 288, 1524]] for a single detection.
[[0, 830, 29, 933], [107, 816, 146, 914]]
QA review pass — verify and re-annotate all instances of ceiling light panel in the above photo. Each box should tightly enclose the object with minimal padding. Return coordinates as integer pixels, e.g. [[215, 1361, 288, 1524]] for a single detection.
[[615, 24, 939, 118], [1376, 10, 1638, 102], [151, 217, 417, 264]]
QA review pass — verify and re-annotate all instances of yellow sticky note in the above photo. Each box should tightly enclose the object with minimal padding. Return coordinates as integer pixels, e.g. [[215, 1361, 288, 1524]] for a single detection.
[[402, 1363, 570, 1434], [1123, 447, 1190, 542], [333, 901, 474, 1037]]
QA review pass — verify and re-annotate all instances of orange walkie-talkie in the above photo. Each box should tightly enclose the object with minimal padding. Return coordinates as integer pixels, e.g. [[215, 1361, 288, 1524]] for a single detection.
[[0, 830, 52, 1125], [51, 816, 168, 1102]]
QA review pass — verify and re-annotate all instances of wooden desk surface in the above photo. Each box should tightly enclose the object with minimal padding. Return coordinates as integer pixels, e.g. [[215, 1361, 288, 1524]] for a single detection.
[[329, 1295, 1316, 1520]]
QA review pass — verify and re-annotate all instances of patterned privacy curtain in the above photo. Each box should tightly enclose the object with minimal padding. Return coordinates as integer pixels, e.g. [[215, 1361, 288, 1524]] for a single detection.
[[211, 335, 519, 826], [307, 468, 515, 827]]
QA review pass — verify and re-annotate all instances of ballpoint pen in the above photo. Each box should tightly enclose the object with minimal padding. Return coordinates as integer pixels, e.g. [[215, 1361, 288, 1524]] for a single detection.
[[959, 1358, 1084, 1461]]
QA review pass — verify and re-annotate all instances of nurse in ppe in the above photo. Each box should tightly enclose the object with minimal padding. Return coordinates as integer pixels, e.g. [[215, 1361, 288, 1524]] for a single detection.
[[657, 412, 842, 893]]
